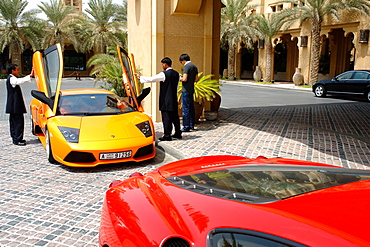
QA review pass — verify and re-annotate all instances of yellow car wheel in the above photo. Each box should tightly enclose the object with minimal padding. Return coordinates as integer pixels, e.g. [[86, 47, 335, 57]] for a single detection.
[[31, 120, 36, 136], [46, 129, 57, 164]]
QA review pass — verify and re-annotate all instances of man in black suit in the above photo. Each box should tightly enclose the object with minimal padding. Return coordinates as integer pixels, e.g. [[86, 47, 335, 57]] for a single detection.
[[6, 64, 34, 146], [137, 57, 181, 141]]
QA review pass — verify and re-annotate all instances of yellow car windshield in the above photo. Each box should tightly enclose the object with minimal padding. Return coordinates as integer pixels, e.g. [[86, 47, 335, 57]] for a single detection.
[[58, 94, 134, 115]]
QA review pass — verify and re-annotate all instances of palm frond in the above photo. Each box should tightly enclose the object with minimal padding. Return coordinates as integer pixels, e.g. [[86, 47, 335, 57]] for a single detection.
[[87, 49, 126, 96], [178, 73, 221, 103]]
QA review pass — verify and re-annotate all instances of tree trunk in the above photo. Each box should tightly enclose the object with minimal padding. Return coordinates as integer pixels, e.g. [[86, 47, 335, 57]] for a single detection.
[[11, 45, 22, 70], [227, 43, 236, 80], [264, 41, 273, 82], [309, 18, 322, 85]]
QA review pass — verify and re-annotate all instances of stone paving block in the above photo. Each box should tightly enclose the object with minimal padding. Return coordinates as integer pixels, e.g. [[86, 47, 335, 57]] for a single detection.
[[162, 104, 370, 169], [0, 120, 162, 246], [1, 100, 370, 245]]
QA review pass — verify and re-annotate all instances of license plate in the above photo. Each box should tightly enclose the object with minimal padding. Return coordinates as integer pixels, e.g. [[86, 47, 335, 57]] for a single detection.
[[99, 151, 132, 160]]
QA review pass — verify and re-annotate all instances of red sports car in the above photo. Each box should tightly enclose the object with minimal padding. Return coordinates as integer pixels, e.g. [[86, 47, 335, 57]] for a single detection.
[[99, 155, 370, 247]]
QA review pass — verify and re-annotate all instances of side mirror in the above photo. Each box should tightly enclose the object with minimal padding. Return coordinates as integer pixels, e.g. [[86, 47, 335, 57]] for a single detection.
[[137, 87, 151, 106], [31, 90, 54, 109]]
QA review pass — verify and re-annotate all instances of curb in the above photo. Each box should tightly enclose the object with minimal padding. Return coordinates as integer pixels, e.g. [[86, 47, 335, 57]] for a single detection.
[[156, 141, 185, 160], [220, 80, 312, 91]]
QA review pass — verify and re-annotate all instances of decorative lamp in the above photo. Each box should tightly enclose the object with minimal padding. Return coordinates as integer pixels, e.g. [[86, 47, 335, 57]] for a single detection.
[[258, 39, 264, 49], [300, 36, 308, 47], [359, 29, 369, 43]]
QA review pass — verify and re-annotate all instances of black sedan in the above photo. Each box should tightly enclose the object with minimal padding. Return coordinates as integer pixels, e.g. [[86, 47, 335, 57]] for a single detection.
[[313, 70, 370, 101]]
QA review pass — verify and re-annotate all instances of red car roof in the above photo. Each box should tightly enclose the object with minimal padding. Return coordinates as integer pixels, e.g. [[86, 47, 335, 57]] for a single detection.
[[100, 155, 370, 247], [156, 155, 339, 178]]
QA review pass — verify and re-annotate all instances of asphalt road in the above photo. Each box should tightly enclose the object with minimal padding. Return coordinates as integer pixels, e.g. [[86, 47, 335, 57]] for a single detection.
[[220, 81, 361, 108]]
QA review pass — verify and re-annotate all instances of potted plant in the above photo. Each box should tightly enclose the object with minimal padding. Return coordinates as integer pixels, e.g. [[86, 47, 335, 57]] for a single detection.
[[178, 73, 221, 122]]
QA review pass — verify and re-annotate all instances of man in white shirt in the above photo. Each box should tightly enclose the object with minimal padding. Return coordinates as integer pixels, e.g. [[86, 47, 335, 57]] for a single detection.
[[138, 57, 181, 141], [5, 64, 34, 146]]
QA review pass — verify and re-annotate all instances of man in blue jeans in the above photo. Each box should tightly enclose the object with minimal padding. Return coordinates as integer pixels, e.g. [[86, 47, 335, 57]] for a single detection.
[[179, 54, 198, 132]]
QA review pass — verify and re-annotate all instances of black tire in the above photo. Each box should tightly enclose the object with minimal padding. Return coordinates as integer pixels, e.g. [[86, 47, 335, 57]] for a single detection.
[[31, 120, 36, 136], [45, 129, 57, 164], [314, 85, 326, 97], [366, 90, 370, 102]]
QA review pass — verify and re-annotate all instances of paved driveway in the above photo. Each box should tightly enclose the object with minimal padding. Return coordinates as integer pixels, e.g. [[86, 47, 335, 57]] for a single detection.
[[0, 77, 175, 246], [1, 78, 370, 246], [0, 119, 176, 246]]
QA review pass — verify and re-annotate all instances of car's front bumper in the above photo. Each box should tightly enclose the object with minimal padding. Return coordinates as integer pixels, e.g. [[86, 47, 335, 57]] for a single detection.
[[51, 137, 156, 167]]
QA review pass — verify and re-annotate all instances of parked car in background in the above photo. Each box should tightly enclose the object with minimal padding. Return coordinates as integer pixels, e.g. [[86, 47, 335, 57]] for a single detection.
[[313, 70, 370, 101], [30, 44, 155, 167], [99, 155, 370, 247]]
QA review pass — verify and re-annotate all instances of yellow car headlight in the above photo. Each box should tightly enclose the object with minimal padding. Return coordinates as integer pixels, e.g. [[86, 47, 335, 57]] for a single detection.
[[58, 127, 80, 143], [136, 121, 152, 138]]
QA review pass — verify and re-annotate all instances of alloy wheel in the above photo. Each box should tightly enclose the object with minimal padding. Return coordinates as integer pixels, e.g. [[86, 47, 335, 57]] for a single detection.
[[314, 85, 325, 97]]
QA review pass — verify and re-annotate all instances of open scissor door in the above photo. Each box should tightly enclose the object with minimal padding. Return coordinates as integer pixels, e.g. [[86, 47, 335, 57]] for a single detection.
[[32, 43, 63, 115], [117, 46, 140, 110]]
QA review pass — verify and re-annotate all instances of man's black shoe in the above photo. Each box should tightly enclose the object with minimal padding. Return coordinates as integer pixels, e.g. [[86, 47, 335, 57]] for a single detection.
[[20, 139, 26, 143], [159, 136, 172, 141], [13, 142, 26, 146], [171, 133, 182, 139], [181, 128, 191, 132]]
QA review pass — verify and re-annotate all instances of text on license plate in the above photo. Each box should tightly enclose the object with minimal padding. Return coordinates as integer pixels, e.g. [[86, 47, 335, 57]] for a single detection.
[[99, 151, 132, 160]]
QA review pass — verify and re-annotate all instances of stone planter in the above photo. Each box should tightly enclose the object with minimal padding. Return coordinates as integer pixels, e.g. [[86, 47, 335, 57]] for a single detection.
[[194, 101, 204, 123], [223, 69, 228, 79], [204, 111, 218, 121], [253, 66, 262, 82], [210, 93, 221, 112], [292, 67, 304, 86]]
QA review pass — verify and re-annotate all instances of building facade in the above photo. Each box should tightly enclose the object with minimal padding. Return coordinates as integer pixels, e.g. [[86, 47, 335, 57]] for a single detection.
[[127, 0, 222, 121], [229, 0, 370, 84]]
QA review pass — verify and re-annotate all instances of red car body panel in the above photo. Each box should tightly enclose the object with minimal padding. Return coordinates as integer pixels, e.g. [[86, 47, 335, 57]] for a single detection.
[[99, 155, 370, 247]]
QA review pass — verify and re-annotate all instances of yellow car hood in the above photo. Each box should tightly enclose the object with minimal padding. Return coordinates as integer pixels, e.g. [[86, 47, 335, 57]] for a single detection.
[[56, 113, 148, 142], [80, 114, 147, 142]]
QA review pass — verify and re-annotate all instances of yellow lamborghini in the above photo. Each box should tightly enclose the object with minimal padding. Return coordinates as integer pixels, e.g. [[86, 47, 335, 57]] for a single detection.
[[30, 44, 155, 167]]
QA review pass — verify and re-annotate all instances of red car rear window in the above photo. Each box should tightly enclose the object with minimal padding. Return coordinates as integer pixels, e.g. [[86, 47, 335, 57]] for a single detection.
[[168, 165, 370, 203]]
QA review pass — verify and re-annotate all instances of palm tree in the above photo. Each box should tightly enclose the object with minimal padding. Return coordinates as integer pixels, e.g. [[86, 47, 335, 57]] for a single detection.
[[284, 0, 370, 85], [114, 0, 127, 24], [0, 0, 43, 67], [38, 0, 80, 50], [87, 47, 125, 96], [252, 11, 294, 82], [220, 0, 258, 80], [78, 0, 127, 54]]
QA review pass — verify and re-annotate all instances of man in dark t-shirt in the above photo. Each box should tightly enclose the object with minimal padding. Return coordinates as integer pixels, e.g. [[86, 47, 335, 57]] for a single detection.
[[179, 54, 198, 132]]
